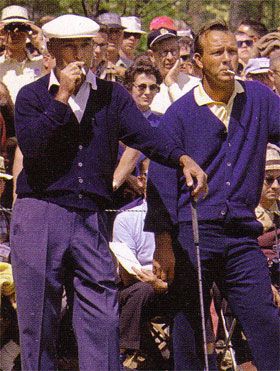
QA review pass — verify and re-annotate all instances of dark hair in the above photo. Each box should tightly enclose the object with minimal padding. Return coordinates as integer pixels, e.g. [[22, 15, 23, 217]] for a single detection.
[[238, 19, 268, 38], [124, 57, 162, 91], [193, 19, 229, 55]]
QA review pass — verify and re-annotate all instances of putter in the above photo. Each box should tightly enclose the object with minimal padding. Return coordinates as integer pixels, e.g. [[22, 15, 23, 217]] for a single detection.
[[190, 196, 209, 371]]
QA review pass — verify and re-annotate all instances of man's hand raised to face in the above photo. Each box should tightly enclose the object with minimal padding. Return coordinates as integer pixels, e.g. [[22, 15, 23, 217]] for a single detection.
[[55, 61, 85, 103]]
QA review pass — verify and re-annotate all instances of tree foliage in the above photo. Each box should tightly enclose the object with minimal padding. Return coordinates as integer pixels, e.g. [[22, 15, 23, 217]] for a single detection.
[[0, 0, 279, 31]]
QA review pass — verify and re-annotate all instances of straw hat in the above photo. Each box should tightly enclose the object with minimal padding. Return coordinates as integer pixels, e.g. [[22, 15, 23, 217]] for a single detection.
[[1, 5, 30, 24], [266, 143, 280, 170]]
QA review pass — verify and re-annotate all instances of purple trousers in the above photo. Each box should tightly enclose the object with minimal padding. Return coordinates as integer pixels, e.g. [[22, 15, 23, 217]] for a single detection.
[[171, 220, 280, 371], [10, 198, 120, 371]]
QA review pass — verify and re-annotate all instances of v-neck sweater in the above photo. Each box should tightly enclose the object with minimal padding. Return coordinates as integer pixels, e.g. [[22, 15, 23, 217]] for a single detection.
[[146, 80, 280, 231]]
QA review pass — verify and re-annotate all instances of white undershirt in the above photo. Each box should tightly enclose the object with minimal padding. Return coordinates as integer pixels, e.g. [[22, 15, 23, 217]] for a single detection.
[[48, 69, 97, 123]]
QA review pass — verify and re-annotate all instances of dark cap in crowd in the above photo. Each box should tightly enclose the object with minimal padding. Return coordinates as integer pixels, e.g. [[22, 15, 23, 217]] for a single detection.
[[97, 12, 125, 29], [147, 28, 177, 49]]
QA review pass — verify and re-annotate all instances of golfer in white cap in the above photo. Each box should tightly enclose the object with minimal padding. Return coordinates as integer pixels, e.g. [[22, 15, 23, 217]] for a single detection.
[[11, 13, 207, 371]]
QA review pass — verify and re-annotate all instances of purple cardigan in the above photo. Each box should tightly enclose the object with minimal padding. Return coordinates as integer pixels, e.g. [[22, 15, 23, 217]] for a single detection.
[[145, 81, 280, 232], [14, 75, 185, 211]]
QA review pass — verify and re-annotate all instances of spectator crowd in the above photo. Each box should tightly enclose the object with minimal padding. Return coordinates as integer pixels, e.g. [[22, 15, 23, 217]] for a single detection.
[[0, 4, 279, 371]]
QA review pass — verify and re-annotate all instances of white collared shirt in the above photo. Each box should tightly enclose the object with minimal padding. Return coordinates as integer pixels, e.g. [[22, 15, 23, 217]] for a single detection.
[[48, 69, 97, 123], [194, 80, 244, 129], [150, 72, 200, 115], [0, 50, 44, 103]]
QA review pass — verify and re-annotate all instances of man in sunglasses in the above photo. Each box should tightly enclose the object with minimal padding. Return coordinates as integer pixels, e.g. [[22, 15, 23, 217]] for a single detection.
[[256, 143, 280, 292], [120, 16, 146, 68], [235, 31, 254, 75], [148, 28, 200, 115], [0, 5, 44, 103]]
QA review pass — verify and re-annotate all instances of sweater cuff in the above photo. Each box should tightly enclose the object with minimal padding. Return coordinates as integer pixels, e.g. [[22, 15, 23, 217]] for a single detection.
[[43, 99, 69, 124], [168, 148, 186, 166]]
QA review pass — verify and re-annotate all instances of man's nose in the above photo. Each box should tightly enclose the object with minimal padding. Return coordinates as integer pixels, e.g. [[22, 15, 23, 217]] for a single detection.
[[75, 46, 84, 59], [222, 51, 231, 62]]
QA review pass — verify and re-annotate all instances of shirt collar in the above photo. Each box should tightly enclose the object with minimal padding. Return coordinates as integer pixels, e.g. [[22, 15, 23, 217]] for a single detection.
[[194, 80, 244, 106], [142, 109, 152, 119], [48, 68, 97, 91]]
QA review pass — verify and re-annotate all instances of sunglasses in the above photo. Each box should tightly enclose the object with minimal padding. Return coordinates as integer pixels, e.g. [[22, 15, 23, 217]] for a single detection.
[[124, 32, 141, 40], [180, 54, 190, 61], [264, 176, 280, 186], [4, 22, 31, 33], [237, 39, 253, 48], [133, 83, 160, 93]]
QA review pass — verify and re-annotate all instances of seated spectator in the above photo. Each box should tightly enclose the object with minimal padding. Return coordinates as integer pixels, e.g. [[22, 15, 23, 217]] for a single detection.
[[244, 57, 273, 89], [269, 50, 280, 94], [148, 27, 199, 114], [113, 159, 171, 367], [120, 16, 146, 68]]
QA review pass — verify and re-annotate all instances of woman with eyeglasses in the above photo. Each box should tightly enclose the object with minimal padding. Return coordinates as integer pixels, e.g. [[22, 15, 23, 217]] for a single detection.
[[124, 58, 162, 123], [112, 59, 162, 205]]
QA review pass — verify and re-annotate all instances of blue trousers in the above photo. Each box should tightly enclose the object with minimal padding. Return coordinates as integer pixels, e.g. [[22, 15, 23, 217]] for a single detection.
[[170, 219, 280, 371], [10, 198, 120, 371]]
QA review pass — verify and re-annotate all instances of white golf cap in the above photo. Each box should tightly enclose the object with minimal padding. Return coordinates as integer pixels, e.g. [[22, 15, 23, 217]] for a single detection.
[[244, 57, 270, 75], [121, 16, 146, 34], [42, 14, 100, 39]]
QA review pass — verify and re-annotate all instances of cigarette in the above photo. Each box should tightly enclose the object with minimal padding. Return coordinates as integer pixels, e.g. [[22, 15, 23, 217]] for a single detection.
[[80, 66, 86, 75], [226, 69, 235, 75]]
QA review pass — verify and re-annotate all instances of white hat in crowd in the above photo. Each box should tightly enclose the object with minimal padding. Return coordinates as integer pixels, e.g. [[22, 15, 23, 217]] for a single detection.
[[42, 14, 100, 39], [244, 57, 270, 76], [0, 157, 13, 180], [121, 16, 146, 34], [1, 5, 30, 24], [266, 143, 280, 171]]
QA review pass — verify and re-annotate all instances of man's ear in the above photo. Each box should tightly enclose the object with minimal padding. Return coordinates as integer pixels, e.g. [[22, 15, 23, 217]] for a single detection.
[[268, 69, 275, 90], [193, 52, 203, 70], [147, 49, 155, 64]]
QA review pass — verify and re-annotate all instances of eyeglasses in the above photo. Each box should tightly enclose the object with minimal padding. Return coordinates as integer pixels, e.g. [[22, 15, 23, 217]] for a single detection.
[[264, 176, 280, 186], [157, 49, 179, 57], [180, 54, 190, 61], [93, 42, 108, 49], [124, 32, 141, 40], [237, 40, 253, 48], [133, 83, 160, 93]]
